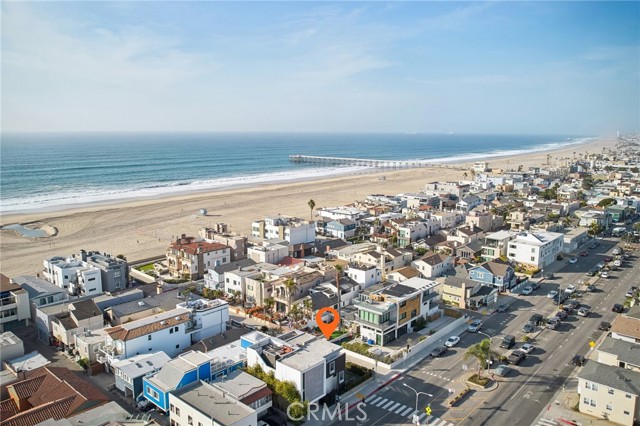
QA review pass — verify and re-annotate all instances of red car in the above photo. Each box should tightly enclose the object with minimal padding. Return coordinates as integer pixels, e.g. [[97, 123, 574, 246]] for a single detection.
[[579, 251, 589, 257], [604, 256, 613, 262]]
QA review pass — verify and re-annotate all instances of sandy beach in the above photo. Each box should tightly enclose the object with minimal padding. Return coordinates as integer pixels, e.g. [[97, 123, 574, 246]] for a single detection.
[[0, 136, 616, 277]]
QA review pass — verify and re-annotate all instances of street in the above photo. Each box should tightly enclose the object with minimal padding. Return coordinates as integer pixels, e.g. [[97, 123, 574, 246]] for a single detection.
[[331, 237, 637, 426]]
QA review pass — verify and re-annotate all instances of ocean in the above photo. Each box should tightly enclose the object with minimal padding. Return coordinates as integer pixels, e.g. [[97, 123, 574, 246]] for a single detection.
[[0, 132, 591, 213]]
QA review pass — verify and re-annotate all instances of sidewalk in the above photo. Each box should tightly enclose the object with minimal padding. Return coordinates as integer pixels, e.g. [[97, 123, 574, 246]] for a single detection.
[[303, 321, 471, 426]]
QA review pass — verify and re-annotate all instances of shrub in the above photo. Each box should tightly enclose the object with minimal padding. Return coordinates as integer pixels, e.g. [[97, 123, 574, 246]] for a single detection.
[[467, 374, 490, 387], [522, 335, 530, 342], [414, 316, 427, 331]]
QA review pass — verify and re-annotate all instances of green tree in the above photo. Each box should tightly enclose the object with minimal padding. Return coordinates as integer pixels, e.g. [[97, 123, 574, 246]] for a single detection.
[[307, 199, 316, 221], [582, 176, 595, 190], [597, 198, 616, 208], [464, 338, 500, 377], [284, 278, 298, 313], [116, 254, 126, 260], [415, 247, 428, 256], [588, 222, 604, 237], [264, 297, 275, 316], [303, 298, 314, 320]]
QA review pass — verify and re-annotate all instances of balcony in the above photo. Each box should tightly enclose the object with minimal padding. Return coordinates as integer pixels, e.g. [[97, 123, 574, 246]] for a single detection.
[[355, 317, 394, 330], [0, 297, 17, 307]]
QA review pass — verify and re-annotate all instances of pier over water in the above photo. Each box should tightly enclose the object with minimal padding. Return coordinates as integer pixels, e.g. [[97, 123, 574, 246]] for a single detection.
[[289, 155, 426, 168]]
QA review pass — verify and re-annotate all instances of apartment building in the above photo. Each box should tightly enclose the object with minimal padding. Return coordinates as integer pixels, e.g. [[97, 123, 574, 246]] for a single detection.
[[82, 250, 129, 293], [167, 235, 231, 280], [481, 230, 514, 260], [204, 258, 257, 290], [247, 242, 289, 265], [355, 278, 440, 346], [506, 231, 564, 269], [0, 274, 30, 332], [251, 216, 316, 246], [200, 224, 248, 261]]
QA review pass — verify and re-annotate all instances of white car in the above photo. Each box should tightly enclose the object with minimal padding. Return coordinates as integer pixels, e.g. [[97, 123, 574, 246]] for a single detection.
[[564, 285, 576, 294], [569, 257, 577, 264], [521, 343, 535, 354], [614, 259, 622, 267], [521, 286, 533, 295], [547, 290, 558, 298], [577, 308, 590, 317], [445, 336, 461, 347], [601, 271, 609, 278]]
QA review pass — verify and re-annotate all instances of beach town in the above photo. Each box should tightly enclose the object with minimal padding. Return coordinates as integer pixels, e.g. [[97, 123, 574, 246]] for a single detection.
[[2, 134, 640, 426]]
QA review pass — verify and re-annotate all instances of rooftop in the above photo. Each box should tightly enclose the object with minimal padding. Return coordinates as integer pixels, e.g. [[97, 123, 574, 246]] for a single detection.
[[577, 360, 640, 396], [597, 336, 640, 367], [107, 289, 197, 318], [105, 307, 191, 342], [173, 381, 255, 426], [6, 351, 50, 372], [12, 276, 65, 299], [611, 315, 640, 340], [212, 370, 269, 401], [279, 338, 340, 371], [111, 352, 171, 378], [0, 332, 22, 348], [0, 274, 20, 293]]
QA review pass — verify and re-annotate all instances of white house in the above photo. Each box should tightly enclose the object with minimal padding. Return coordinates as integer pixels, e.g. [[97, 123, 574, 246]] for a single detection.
[[346, 263, 382, 289], [0, 275, 30, 332], [43, 256, 103, 297], [251, 216, 315, 246], [506, 231, 564, 269], [412, 253, 453, 278], [247, 242, 289, 265]]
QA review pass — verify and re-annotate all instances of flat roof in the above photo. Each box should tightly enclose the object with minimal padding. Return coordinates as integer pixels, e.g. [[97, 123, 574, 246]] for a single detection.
[[212, 370, 267, 400], [280, 338, 339, 371], [111, 352, 171, 378], [173, 381, 255, 426]]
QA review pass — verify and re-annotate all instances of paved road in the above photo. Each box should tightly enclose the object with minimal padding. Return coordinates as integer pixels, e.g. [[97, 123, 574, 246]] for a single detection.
[[331, 237, 637, 426]]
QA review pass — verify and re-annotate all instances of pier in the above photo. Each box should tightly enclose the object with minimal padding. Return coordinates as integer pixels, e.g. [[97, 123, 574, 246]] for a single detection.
[[289, 155, 426, 168]]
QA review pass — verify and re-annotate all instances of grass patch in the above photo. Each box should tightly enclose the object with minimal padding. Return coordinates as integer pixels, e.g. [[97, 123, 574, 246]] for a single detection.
[[344, 362, 372, 391], [467, 374, 490, 387], [137, 263, 155, 272]]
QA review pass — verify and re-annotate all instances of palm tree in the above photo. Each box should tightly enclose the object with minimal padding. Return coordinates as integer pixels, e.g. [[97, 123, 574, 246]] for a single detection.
[[303, 298, 314, 320], [464, 338, 500, 377], [264, 298, 275, 317], [284, 278, 298, 314], [334, 264, 343, 330], [308, 199, 316, 221]]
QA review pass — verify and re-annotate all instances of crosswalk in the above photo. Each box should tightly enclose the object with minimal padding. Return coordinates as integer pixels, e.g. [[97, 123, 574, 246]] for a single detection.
[[366, 395, 455, 426], [533, 418, 558, 426]]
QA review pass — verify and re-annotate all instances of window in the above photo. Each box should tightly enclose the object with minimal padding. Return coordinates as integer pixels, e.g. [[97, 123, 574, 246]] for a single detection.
[[147, 386, 159, 399], [188, 415, 193, 425], [338, 371, 345, 384], [531, 257, 535, 262], [606, 404, 612, 411], [329, 361, 336, 375], [175, 407, 180, 416], [176, 344, 180, 349], [411, 309, 417, 318], [149, 348, 153, 351], [400, 312, 407, 320], [170, 328, 174, 334], [170, 404, 175, 413], [585, 382, 598, 391], [148, 335, 152, 341], [624, 411, 630, 415], [477, 272, 484, 279], [88, 277, 95, 281], [399, 301, 406, 308], [626, 394, 632, 399], [608, 389, 614, 395]]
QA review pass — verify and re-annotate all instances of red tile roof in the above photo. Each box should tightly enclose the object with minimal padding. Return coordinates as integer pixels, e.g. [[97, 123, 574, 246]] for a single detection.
[[9, 375, 47, 400], [1, 396, 76, 426], [0, 399, 18, 419], [169, 238, 228, 255]]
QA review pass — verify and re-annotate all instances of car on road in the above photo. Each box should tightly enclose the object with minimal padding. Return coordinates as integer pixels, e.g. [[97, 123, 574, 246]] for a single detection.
[[507, 351, 526, 365], [529, 313, 544, 326], [577, 307, 590, 317], [569, 257, 577, 264], [586, 269, 597, 277], [468, 319, 483, 332], [547, 290, 558, 298], [521, 286, 533, 295], [571, 355, 586, 367], [579, 251, 589, 257], [564, 285, 576, 295], [612, 304, 624, 313], [604, 256, 613, 262], [496, 304, 509, 313], [547, 317, 561, 330], [601, 271, 609, 278], [430, 346, 448, 357], [494, 364, 511, 377], [445, 336, 461, 347], [522, 323, 535, 333], [521, 343, 535, 354], [544, 273, 555, 280], [598, 321, 612, 331]]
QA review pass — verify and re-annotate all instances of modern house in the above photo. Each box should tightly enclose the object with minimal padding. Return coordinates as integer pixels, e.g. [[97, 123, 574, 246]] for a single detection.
[[42, 256, 103, 297], [440, 276, 481, 309], [345, 263, 381, 289], [0, 274, 30, 332], [111, 351, 171, 401], [355, 278, 440, 346], [82, 250, 129, 293], [562, 227, 589, 254], [325, 219, 357, 239], [244, 330, 345, 403], [50, 299, 103, 351], [200, 224, 248, 262], [481, 230, 515, 260], [251, 216, 316, 246], [506, 231, 564, 269], [167, 235, 231, 280], [247, 242, 289, 265], [204, 258, 257, 290], [0, 332, 24, 369]]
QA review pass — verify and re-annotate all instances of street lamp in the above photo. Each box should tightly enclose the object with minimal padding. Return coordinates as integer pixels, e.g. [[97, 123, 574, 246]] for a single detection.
[[403, 382, 433, 424]]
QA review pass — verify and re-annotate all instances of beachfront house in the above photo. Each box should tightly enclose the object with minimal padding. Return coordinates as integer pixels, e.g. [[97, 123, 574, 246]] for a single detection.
[[166, 235, 231, 280], [200, 224, 248, 261], [204, 258, 257, 290], [251, 216, 316, 246], [0, 274, 30, 333], [42, 256, 103, 297]]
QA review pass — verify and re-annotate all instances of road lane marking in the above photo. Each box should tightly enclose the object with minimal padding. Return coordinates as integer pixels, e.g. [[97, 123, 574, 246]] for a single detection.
[[400, 406, 413, 417], [374, 398, 388, 407], [510, 363, 545, 400], [382, 400, 395, 409], [388, 402, 401, 412]]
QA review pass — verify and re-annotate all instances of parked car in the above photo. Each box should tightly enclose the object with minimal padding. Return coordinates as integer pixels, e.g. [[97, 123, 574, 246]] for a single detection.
[[614, 259, 622, 267], [522, 323, 535, 333], [586, 285, 597, 292], [496, 304, 509, 313], [556, 310, 568, 320], [625, 290, 635, 298], [577, 308, 590, 317], [564, 285, 576, 295], [601, 271, 609, 278], [521, 343, 535, 354], [596, 262, 605, 270], [586, 269, 597, 277], [430, 346, 448, 357], [522, 286, 533, 295], [598, 321, 611, 331], [547, 290, 558, 298], [507, 351, 526, 365], [567, 300, 580, 309], [604, 256, 613, 262], [571, 355, 586, 367], [569, 257, 578, 264], [579, 251, 589, 257], [500, 335, 516, 349], [529, 313, 544, 326], [612, 304, 624, 313], [494, 364, 511, 377], [544, 273, 555, 279], [445, 336, 461, 347], [137, 399, 152, 412], [547, 317, 561, 330], [468, 319, 483, 332], [613, 248, 622, 255]]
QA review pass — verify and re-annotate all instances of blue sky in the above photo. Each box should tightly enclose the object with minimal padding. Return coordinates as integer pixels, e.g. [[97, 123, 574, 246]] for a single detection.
[[2, 1, 638, 134]]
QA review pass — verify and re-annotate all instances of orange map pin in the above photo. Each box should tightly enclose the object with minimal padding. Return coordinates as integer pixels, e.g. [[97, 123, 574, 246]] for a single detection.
[[316, 307, 340, 339]]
